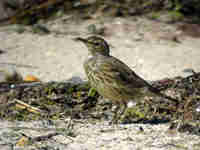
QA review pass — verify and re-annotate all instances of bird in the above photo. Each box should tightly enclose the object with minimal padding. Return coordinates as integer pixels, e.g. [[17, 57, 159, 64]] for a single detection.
[[75, 36, 178, 123]]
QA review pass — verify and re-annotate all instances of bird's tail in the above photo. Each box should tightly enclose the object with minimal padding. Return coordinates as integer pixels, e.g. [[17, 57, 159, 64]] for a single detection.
[[148, 85, 179, 105]]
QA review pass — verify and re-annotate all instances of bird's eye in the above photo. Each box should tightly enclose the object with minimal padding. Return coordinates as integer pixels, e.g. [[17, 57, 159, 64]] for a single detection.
[[94, 42, 100, 46]]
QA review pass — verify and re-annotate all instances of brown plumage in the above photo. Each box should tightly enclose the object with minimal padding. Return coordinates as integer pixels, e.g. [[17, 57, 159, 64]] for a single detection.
[[76, 36, 178, 123]]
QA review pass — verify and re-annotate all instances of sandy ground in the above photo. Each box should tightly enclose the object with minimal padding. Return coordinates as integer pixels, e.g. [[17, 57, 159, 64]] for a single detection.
[[0, 16, 200, 82], [0, 120, 200, 150]]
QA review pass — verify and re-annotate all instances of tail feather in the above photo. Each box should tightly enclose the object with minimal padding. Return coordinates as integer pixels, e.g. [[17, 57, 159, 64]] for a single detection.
[[146, 82, 179, 104]]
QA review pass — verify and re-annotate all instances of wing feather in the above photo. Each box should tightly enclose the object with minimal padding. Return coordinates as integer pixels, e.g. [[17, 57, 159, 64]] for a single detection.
[[98, 56, 148, 89]]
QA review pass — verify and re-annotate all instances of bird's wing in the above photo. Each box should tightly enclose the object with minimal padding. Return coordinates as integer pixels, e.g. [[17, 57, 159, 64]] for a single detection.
[[97, 56, 149, 89], [96, 56, 178, 103]]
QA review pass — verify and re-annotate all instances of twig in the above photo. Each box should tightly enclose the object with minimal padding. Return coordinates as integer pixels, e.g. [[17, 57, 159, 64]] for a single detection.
[[15, 99, 43, 114], [0, 62, 38, 68], [30, 132, 60, 142]]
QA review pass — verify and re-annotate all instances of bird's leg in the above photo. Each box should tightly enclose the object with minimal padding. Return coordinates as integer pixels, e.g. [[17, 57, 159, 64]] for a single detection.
[[111, 104, 120, 124], [111, 102, 127, 124], [119, 102, 127, 117], [118, 102, 127, 123]]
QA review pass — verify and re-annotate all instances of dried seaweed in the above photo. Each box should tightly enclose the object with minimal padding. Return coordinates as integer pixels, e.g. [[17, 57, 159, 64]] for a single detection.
[[0, 73, 200, 134]]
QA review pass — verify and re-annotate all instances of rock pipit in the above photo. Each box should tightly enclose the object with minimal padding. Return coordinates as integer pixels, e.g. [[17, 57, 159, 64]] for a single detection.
[[76, 36, 178, 123]]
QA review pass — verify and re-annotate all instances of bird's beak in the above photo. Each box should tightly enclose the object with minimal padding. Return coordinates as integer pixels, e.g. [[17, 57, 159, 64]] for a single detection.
[[74, 37, 88, 43]]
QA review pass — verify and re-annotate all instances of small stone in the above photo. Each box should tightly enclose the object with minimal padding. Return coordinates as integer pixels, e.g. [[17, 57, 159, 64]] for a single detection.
[[53, 135, 73, 145], [24, 75, 40, 82], [16, 136, 29, 147], [0, 67, 23, 83]]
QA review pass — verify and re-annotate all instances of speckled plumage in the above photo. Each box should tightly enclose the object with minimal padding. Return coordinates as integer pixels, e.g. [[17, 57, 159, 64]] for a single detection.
[[84, 54, 151, 104], [76, 36, 178, 123]]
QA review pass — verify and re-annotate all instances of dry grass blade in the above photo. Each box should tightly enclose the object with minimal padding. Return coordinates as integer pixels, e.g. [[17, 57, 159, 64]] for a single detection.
[[15, 99, 43, 114]]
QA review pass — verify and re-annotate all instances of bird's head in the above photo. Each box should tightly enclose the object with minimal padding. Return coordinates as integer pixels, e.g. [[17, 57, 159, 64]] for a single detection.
[[76, 36, 110, 56]]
